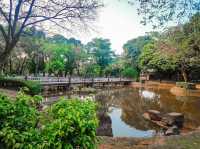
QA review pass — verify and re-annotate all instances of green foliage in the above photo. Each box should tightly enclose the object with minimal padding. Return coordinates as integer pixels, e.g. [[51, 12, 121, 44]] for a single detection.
[[42, 99, 98, 149], [0, 77, 41, 95], [0, 92, 42, 148], [86, 38, 115, 74], [132, 0, 199, 27], [123, 35, 153, 67], [84, 64, 101, 77], [138, 43, 177, 73], [0, 92, 98, 149], [122, 67, 139, 79]]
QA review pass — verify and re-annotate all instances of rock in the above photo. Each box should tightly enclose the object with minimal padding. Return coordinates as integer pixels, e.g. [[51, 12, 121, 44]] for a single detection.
[[96, 111, 113, 137], [165, 125, 180, 136], [162, 112, 184, 128], [147, 110, 162, 121], [142, 112, 151, 120]]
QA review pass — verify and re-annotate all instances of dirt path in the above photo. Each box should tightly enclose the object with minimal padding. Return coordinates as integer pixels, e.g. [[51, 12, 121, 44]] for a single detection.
[[0, 88, 17, 98]]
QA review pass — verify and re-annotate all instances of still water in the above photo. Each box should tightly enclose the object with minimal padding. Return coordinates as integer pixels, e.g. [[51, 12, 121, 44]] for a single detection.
[[46, 86, 200, 138]]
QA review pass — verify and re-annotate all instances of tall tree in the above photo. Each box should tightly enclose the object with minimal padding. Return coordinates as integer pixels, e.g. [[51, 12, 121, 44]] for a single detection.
[[0, 0, 101, 66], [86, 38, 114, 75], [123, 35, 153, 67]]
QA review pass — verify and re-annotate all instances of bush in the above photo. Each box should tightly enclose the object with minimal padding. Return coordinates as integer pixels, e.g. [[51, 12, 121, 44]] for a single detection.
[[42, 99, 98, 149], [0, 92, 98, 149], [176, 82, 196, 90], [0, 92, 42, 148], [122, 67, 139, 79], [0, 77, 41, 95]]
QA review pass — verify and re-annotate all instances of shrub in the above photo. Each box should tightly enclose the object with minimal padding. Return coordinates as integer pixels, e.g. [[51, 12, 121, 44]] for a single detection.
[[0, 92, 98, 149], [0, 92, 42, 148], [0, 77, 41, 95], [42, 98, 98, 149], [122, 67, 139, 79]]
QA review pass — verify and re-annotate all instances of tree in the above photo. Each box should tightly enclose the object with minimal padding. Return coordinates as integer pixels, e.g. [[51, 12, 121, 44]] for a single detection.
[[86, 38, 114, 75], [83, 64, 101, 77], [138, 42, 177, 75], [162, 13, 200, 81], [131, 0, 200, 27], [122, 67, 139, 79], [123, 35, 153, 67], [0, 0, 101, 66]]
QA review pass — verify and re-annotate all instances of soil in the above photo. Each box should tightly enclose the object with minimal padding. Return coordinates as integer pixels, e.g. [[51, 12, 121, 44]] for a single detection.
[[99, 130, 200, 149], [0, 88, 17, 97]]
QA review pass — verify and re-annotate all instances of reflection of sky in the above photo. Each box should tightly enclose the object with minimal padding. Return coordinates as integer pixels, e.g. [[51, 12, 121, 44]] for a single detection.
[[108, 107, 155, 137], [141, 90, 156, 99]]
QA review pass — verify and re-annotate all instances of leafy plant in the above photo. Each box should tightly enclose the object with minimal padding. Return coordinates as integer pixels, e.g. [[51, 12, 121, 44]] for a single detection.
[[0, 92, 98, 149], [122, 67, 139, 79], [42, 98, 98, 149]]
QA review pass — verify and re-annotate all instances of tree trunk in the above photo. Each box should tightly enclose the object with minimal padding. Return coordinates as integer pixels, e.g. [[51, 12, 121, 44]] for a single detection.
[[181, 68, 188, 82], [0, 40, 19, 68], [9, 56, 12, 74], [19, 58, 27, 75]]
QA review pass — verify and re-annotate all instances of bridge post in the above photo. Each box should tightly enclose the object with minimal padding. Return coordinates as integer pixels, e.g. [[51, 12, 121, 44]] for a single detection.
[[92, 77, 94, 87], [68, 76, 71, 89]]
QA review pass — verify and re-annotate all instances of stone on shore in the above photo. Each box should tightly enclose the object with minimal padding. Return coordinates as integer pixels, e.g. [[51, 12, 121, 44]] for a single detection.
[[165, 125, 180, 136], [147, 110, 162, 121], [162, 112, 184, 128]]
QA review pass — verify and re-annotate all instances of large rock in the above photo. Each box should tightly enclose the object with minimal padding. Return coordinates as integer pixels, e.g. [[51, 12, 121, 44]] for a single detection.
[[162, 112, 184, 128], [147, 110, 162, 121], [96, 111, 113, 137]]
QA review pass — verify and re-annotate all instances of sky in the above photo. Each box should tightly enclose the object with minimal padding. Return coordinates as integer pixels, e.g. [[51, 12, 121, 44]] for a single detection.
[[77, 0, 153, 54], [55, 0, 154, 54]]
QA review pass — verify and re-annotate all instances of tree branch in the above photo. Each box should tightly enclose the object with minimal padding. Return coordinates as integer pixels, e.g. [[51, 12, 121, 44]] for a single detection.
[[0, 7, 9, 23], [0, 24, 8, 43], [12, 0, 23, 38], [16, 0, 36, 38]]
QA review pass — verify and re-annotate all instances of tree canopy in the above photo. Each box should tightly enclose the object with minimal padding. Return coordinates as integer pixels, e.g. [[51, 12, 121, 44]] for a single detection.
[[131, 0, 200, 27], [0, 0, 102, 66]]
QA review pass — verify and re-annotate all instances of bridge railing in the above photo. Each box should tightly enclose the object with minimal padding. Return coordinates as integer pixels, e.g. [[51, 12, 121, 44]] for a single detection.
[[6, 76, 133, 83], [26, 77, 132, 83]]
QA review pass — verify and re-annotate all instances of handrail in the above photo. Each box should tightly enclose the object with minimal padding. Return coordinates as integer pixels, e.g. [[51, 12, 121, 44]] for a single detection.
[[7, 76, 133, 83]]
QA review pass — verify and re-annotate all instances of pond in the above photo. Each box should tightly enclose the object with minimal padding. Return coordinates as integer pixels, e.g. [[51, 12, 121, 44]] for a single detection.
[[45, 86, 200, 138]]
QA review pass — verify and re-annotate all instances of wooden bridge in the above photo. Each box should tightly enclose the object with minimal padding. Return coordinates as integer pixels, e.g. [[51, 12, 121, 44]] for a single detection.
[[2, 76, 133, 95], [24, 77, 133, 86]]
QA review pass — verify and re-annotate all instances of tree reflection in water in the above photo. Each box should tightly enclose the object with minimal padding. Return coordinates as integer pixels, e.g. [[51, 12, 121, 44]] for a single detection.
[[95, 87, 200, 137]]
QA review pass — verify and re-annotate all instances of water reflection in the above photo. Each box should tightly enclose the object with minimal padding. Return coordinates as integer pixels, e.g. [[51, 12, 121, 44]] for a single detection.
[[45, 86, 200, 137], [109, 107, 155, 137], [95, 87, 200, 137]]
